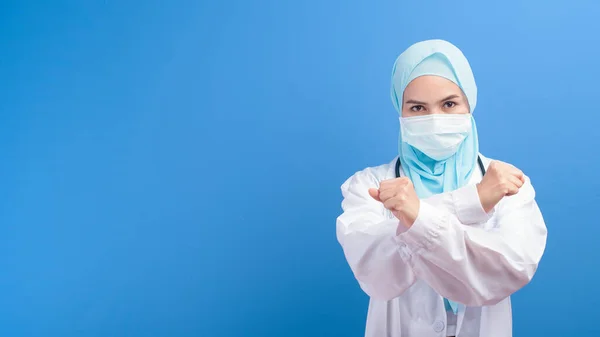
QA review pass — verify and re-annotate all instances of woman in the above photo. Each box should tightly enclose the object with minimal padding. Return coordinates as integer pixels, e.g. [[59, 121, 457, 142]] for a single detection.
[[335, 39, 547, 337]]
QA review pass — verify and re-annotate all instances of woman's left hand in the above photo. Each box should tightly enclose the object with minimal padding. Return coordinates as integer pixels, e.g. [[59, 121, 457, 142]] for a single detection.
[[369, 177, 420, 228]]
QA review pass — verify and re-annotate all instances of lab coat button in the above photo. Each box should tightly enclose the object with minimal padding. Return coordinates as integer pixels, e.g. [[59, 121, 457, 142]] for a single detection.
[[433, 320, 445, 332]]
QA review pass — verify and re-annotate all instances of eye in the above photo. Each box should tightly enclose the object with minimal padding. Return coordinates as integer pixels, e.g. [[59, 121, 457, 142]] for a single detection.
[[410, 105, 425, 112], [443, 101, 456, 108]]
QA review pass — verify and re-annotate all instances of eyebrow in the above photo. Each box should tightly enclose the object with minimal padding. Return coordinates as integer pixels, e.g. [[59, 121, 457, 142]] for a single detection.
[[404, 94, 461, 105], [438, 94, 460, 103], [405, 99, 427, 105]]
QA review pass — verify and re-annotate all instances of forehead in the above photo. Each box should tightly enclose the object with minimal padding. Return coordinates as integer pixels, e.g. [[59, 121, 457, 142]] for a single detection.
[[403, 75, 464, 100]]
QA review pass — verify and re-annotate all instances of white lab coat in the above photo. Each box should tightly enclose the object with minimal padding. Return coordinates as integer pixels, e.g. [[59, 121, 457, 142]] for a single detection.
[[336, 154, 547, 337]]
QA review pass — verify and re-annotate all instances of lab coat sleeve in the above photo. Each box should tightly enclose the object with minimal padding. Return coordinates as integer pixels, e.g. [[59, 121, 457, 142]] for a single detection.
[[336, 169, 418, 300], [421, 183, 495, 226], [396, 176, 548, 306]]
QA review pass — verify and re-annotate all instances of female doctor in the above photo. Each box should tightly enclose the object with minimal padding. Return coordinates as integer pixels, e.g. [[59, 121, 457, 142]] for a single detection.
[[335, 39, 547, 337]]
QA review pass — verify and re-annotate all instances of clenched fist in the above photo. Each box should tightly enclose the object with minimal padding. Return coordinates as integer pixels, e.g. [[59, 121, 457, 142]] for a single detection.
[[477, 160, 526, 213], [369, 177, 420, 228]]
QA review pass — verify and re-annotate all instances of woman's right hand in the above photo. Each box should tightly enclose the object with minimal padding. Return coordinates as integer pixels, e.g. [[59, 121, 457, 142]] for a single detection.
[[477, 160, 526, 213]]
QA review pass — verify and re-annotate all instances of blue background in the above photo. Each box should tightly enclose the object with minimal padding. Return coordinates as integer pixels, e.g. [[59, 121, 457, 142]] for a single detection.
[[0, 0, 597, 336]]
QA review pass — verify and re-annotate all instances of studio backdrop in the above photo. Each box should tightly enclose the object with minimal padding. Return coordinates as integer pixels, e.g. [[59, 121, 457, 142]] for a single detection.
[[1, 0, 597, 336]]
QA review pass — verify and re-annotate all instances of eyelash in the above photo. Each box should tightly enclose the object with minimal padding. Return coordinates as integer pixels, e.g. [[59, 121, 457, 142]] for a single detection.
[[410, 101, 457, 112], [444, 101, 456, 108]]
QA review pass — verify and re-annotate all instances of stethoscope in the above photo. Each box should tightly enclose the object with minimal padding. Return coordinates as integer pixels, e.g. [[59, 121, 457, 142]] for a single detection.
[[395, 156, 487, 178]]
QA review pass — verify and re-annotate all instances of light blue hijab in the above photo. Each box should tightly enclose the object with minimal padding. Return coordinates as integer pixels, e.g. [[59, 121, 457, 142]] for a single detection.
[[390, 40, 480, 313]]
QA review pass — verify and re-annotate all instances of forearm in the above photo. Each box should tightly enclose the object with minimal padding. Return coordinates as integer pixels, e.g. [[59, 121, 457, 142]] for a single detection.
[[337, 217, 418, 301], [397, 187, 547, 306], [337, 170, 419, 301], [422, 184, 494, 226]]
